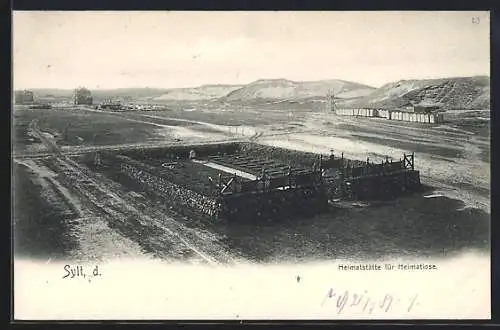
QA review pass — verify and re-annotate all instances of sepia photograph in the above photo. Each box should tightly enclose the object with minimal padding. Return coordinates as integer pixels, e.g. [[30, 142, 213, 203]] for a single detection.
[[12, 11, 491, 320]]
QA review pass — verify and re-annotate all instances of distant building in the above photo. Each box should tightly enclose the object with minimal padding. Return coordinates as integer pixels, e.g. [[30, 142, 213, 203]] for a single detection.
[[73, 87, 93, 105], [100, 99, 122, 110], [401, 104, 440, 113], [14, 90, 35, 105], [413, 105, 441, 113], [29, 103, 52, 109]]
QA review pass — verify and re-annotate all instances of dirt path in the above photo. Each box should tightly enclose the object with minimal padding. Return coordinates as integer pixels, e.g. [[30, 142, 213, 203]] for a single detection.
[[14, 158, 86, 214], [13, 158, 145, 261], [27, 119, 240, 264]]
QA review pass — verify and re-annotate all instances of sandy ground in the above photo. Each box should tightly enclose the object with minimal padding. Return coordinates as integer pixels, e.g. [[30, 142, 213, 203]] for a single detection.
[[13, 159, 147, 262], [255, 112, 490, 212], [12, 109, 490, 264]]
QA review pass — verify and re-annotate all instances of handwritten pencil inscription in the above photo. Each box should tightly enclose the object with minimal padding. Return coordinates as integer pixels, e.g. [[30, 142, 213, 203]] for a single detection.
[[321, 288, 419, 315]]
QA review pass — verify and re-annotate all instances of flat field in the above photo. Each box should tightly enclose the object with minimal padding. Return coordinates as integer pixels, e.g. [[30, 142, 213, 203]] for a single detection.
[[12, 108, 171, 152], [11, 104, 491, 263]]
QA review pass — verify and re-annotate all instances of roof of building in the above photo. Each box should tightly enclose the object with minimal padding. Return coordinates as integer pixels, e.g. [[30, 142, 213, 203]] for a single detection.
[[414, 104, 440, 108]]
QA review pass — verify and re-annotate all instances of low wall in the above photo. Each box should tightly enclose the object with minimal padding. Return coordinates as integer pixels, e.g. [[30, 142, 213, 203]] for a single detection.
[[221, 186, 329, 222], [344, 170, 421, 200], [120, 162, 221, 219]]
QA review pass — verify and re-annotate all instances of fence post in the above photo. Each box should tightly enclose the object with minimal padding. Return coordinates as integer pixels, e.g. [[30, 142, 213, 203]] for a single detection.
[[261, 167, 266, 193]]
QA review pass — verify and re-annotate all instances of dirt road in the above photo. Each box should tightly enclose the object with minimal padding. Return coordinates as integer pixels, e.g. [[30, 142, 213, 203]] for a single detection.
[[27, 119, 241, 264]]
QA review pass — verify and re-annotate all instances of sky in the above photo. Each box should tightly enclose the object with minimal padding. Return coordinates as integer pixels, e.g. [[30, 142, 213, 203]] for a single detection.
[[12, 11, 490, 90]]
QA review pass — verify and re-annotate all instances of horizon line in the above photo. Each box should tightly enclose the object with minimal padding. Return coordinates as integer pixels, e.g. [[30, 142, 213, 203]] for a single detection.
[[13, 74, 490, 91]]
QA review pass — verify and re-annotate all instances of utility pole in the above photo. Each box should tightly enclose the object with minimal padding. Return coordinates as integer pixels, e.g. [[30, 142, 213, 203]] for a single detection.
[[326, 89, 336, 113]]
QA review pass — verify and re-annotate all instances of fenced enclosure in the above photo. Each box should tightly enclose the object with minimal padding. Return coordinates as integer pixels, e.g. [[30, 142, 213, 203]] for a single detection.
[[79, 142, 422, 223]]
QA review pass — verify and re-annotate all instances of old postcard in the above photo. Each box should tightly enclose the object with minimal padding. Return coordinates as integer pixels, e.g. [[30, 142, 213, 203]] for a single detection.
[[12, 11, 490, 320]]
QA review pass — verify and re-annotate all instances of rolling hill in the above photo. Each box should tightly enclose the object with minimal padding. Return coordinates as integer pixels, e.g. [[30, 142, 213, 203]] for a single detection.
[[222, 78, 375, 103], [152, 84, 243, 101], [345, 76, 490, 110], [18, 79, 375, 106], [16, 76, 490, 111]]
